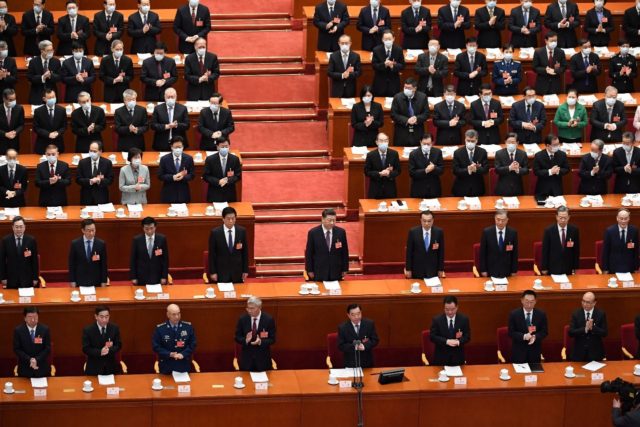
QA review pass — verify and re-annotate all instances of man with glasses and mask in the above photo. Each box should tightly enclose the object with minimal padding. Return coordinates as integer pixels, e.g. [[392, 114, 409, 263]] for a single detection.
[[568, 292, 607, 361], [364, 132, 400, 199], [508, 290, 548, 363], [612, 132, 640, 194], [452, 129, 488, 197], [408, 133, 443, 198], [494, 133, 529, 196]]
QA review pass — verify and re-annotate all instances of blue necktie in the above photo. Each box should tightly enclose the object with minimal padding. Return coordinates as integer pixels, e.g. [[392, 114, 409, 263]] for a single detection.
[[228, 229, 233, 253], [498, 231, 504, 250], [424, 231, 430, 252], [448, 319, 454, 335], [86, 240, 92, 260], [174, 156, 180, 172], [526, 312, 532, 326], [408, 98, 414, 116], [30, 329, 35, 342], [584, 56, 590, 85]]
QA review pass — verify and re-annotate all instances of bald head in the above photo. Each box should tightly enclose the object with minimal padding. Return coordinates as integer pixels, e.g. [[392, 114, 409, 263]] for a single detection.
[[166, 304, 181, 325], [581, 292, 596, 310]]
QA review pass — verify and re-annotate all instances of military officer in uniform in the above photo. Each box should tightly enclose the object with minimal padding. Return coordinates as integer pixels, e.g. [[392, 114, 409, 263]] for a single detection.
[[609, 41, 637, 94], [151, 303, 196, 374]]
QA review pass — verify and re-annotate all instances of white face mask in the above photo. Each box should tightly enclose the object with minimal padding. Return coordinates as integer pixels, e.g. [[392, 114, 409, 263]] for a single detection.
[[6, 100, 15, 108], [362, 96, 372, 104], [582, 48, 591, 56], [566, 97, 577, 106], [67, 8, 77, 17], [33, 5, 42, 14], [81, 102, 90, 111], [0, 50, 7, 59], [132, 158, 141, 167], [503, 52, 513, 61], [550, 145, 559, 153], [466, 142, 476, 151], [197, 48, 206, 56], [45, 52, 53, 60], [154, 54, 164, 62], [421, 144, 431, 153], [548, 41, 557, 50], [89, 151, 99, 160], [172, 147, 183, 156], [126, 100, 136, 109], [412, 1, 421, 9], [590, 151, 600, 160], [481, 95, 491, 103], [106, 5, 116, 13], [0, 9, 6, 16], [621, 47, 630, 55], [7, 159, 16, 167], [45, 97, 56, 107], [605, 97, 616, 107], [624, 144, 634, 153], [558, 0, 567, 3], [47, 155, 56, 164], [370, 0, 379, 7], [210, 103, 220, 113], [506, 143, 517, 153], [404, 88, 413, 98], [487, 1, 496, 8], [428, 46, 438, 54], [339, 44, 350, 53], [451, 0, 461, 7], [378, 142, 388, 152], [73, 51, 83, 60], [383, 40, 393, 49], [165, 98, 176, 108], [140, 5, 150, 13], [218, 147, 230, 156], [594, 1, 604, 8], [189, 0, 199, 7], [523, 1, 532, 9], [526, 97, 536, 105], [445, 95, 455, 103], [467, 46, 476, 55], [113, 50, 123, 59]]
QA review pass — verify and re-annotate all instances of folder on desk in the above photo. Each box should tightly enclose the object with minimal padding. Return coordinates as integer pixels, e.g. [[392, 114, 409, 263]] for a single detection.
[[250, 372, 269, 383], [217, 282, 235, 292], [18, 287, 35, 297], [172, 371, 191, 383]]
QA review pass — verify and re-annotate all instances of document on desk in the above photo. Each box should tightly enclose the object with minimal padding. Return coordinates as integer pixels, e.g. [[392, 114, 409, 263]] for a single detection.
[[146, 284, 163, 294], [98, 375, 115, 386], [323, 281, 341, 291], [98, 203, 116, 213], [79, 286, 96, 295], [18, 287, 35, 297], [4, 208, 19, 216], [30, 377, 48, 388], [512, 363, 531, 374], [424, 277, 442, 287], [582, 361, 606, 372], [551, 274, 570, 283], [444, 366, 463, 377], [217, 282, 235, 292], [250, 372, 269, 383], [127, 204, 144, 213], [172, 371, 191, 383], [616, 272, 634, 282], [330, 368, 363, 378], [491, 277, 509, 285]]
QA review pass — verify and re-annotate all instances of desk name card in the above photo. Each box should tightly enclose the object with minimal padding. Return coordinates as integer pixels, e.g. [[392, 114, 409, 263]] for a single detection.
[[178, 385, 191, 393], [19, 296, 31, 304], [592, 373, 604, 381], [329, 288, 342, 295], [254, 382, 268, 391], [495, 285, 508, 292], [560, 283, 573, 290], [454, 377, 467, 385], [33, 389, 46, 397], [84, 295, 97, 302], [431, 286, 443, 294], [524, 375, 537, 383], [338, 380, 352, 388], [106, 387, 119, 396], [223, 291, 237, 299]]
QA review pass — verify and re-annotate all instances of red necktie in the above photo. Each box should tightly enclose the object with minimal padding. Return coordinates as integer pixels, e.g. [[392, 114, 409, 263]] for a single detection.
[[49, 164, 55, 177], [191, 8, 196, 25], [251, 318, 257, 335], [199, 55, 205, 74], [548, 50, 554, 67], [561, 228, 566, 247]]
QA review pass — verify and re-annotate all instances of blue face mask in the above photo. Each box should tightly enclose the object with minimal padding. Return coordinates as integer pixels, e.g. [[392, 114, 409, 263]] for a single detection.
[[218, 147, 229, 156], [46, 98, 56, 107]]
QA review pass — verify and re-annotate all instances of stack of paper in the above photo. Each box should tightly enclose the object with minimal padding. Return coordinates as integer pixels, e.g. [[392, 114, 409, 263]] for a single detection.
[[582, 361, 606, 372], [561, 142, 581, 152], [523, 143, 541, 154], [340, 98, 356, 109], [19, 287, 35, 297], [443, 366, 463, 377], [585, 195, 604, 206], [98, 203, 115, 213], [127, 204, 144, 213], [250, 372, 269, 383], [440, 146, 458, 158], [98, 375, 115, 385], [424, 277, 442, 287], [79, 286, 96, 295], [136, 53, 152, 62], [503, 197, 520, 208], [323, 281, 341, 291], [217, 282, 235, 292], [446, 48, 462, 56], [578, 95, 598, 105], [463, 196, 481, 209], [405, 49, 425, 59], [485, 48, 502, 59], [551, 274, 570, 283], [47, 206, 63, 214], [617, 93, 637, 104], [543, 94, 560, 106], [170, 203, 189, 213], [330, 368, 363, 378], [561, 48, 576, 56], [594, 46, 610, 55], [546, 196, 567, 207], [351, 146, 369, 155], [603, 144, 621, 155], [213, 202, 229, 211], [498, 96, 516, 107], [491, 277, 509, 285], [616, 272, 634, 282], [110, 103, 124, 111], [464, 95, 479, 104], [146, 284, 163, 293], [428, 96, 443, 106], [481, 144, 502, 155], [402, 147, 418, 158], [519, 47, 534, 58], [512, 363, 531, 373], [30, 377, 48, 388], [422, 198, 441, 210], [172, 371, 191, 382]]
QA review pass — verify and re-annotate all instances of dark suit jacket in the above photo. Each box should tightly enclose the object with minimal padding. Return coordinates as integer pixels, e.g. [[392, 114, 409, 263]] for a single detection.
[[356, 5, 391, 51], [590, 99, 626, 143], [208, 225, 249, 283], [0, 56, 18, 94], [61, 56, 96, 102], [33, 104, 67, 154], [433, 100, 466, 146], [99, 54, 134, 103], [492, 59, 522, 95], [371, 44, 404, 97], [337, 318, 379, 368], [140, 57, 177, 101], [20, 9, 54, 56], [568, 307, 607, 361], [313, 1, 349, 52], [602, 224, 640, 273], [92, 10, 124, 56], [364, 148, 400, 199], [635, 314, 640, 359], [129, 233, 169, 285], [569, 51, 601, 93], [408, 146, 443, 198], [430, 312, 470, 366], [158, 152, 194, 203], [114, 105, 148, 151], [544, 1, 580, 48], [0, 234, 38, 288], [400, 6, 431, 49], [474, 6, 505, 48], [415, 52, 448, 95], [126, 11, 161, 54], [71, 106, 106, 152], [470, 98, 503, 144], [234, 312, 276, 372], [0, 103, 24, 153], [612, 146, 640, 194], [173, 4, 211, 53], [0, 13, 19, 56], [305, 225, 349, 281], [151, 103, 189, 151], [509, 99, 546, 144], [533, 149, 570, 199], [69, 237, 108, 286], [197, 106, 235, 150], [26, 56, 61, 105], [0, 163, 28, 206], [35, 160, 70, 206], [508, 6, 541, 48], [452, 145, 488, 197], [184, 52, 220, 101], [578, 153, 612, 195], [350, 101, 383, 147], [533, 46, 567, 94], [13, 323, 51, 377], [453, 51, 487, 96], [541, 223, 580, 274], [405, 225, 445, 278], [437, 5, 470, 49], [391, 91, 429, 146], [327, 50, 361, 98], [494, 148, 529, 196], [56, 14, 89, 54], [624, 6, 640, 46], [479, 225, 518, 277], [203, 152, 241, 202], [82, 322, 122, 375], [584, 8, 613, 47], [508, 308, 548, 363], [75, 156, 113, 205]]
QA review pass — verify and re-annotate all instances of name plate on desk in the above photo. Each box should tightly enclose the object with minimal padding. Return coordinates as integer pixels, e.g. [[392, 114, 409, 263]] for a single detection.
[[339, 380, 352, 388], [454, 377, 467, 385], [33, 389, 46, 397], [329, 288, 342, 295], [84, 295, 97, 302], [223, 291, 237, 299], [591, 373, 604, 381], [495, 285, 508, 292], [106, 387, 120, 396], [157, 293, 170, 300], [254, 382, 268, 391], [129, 211, 141, 218], [560, 283, 573, 290], [178, 385, 191, 393], [622, 282, 635, 288], [431, 286, 443, 294], [19, 296, 31, 304], [524, 375, 538, 384]]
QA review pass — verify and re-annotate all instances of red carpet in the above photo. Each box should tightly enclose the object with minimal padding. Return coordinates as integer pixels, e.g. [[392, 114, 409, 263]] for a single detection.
[[209, 31, 303, 60], [241, 170, 343, 203], [207, 0, 292, 15], [232, 121, 326, 152], [218, 74, 316, 105]]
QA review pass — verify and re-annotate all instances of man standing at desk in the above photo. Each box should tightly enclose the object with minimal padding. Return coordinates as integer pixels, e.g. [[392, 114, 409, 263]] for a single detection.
[[0, 89, 23, 155], [130, 217, 169, 286], [313, 0, 349, 52], [0, 149, 29, 207], [0, 216, 39, 289], [35, 144, 71, 207], [364, 132, 400, 199], [76, 141, 113, 206], [208, 207, 249, 284], [305, 208, 349, 281], [479, 209, 518, 278], [452, 130, 488, 197], [391, 78, 429, 146], [234, 296, 276, 372], [173, 0, 211, 54], [602, 208, 639, 274], [568, 291, 607, 361], [405, 210, 445, 279], [408, 134, 443, 199], [430, 296, 470, 366], [69, 219, 108, 288], [82, 305, 123, 375], [612, 133, 640, 194], [509, 87, 546, 145], [337, 303, 379, 368], [533, 134, 570, 200], [158, 137, 194, 203], [590, 86, 626, 143], [13, 306, 51, 377], [508, 290, 548, 363], [494, 133, 529, 197], [533, 32, 567, 95], [327, 34, 361, 98], [541, 206, 580, 276], [152, 304, 197, 374]]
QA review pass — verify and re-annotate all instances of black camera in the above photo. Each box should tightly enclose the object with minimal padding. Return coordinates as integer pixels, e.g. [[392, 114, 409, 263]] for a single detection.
[[601, 377, 640, 413]]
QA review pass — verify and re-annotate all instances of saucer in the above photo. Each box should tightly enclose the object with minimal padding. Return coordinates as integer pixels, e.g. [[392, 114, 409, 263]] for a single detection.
[[309, 290, 321, 295], [633, 372, 640, 377], [134, 295, 146, 300], [438, 377, 450, 383], [608, 283, 619, 288], [499, 375, 511, 381], [410, 289, 422, 294], [484, 287, 495, 292], [328, 380, 339, 386], [204, 212, 215, 217], [564, 373, 576, 379], [233, 384, 246, 389], [115, 214, 127, 218], [298, 290, 310, 295], [622, 202, 632, 207], [151, 385, 163, 391], [378, 208, 388, 212], [82, 387, 94, 393], [533, 285, 544, 291], [457, 206, 468, 211], [205, 293, 216, 299], [3, 389, 14, 394], [70, 297, 81, 302], [167, 212, 177, 217]]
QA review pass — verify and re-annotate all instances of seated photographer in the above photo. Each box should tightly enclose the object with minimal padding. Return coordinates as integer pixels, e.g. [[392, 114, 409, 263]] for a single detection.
[[612, 394, 640, 426]]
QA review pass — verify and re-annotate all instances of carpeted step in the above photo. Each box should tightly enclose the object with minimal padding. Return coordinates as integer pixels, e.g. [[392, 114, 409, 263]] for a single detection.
[[232, 108, 318, 121], [231, 121, 327, 153], [207, 0, 292, 16], [219, 74, 315, 106], [209, 31, 303, 63], [212, 18, 292, 31], [254, 260, 362, 278], [242, 157, 330, 171], [253, 206, 346, 222], [220, 62, 305, 75], [241, 170, 343, 204]]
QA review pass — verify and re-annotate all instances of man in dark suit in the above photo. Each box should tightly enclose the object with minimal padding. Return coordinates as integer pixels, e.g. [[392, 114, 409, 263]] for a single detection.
[[184, 37, 219, 101], [579, 139, 612, 195], [114, 89, 148, 151], [470, 84, 503, 144], [0, 41, 17, 94], [13, 306, 51, 377], [612, 133, 640, 194], [533, 134, 570, 200], [635, 314, 640, 359], [508, 290, 548, 363], [0, 149, 28, 207], [76, 142, 113, 205], [371, 31, 404, 97], [430, 296, 470, 366], [82, 305, 123, 375], [234, 296, 276, 371], [568, 292, 607, 361], [364, 132, 400, 199], [415, 40, 448, 96], [409, 134, 444, 198], [569, 39, 601, 93], [0, 5, 19, 57], [508, 1, 541, 48], [0, 88, 24, 154], [313, 0, 349, 52], [21, 0, 54, 56], [391, 78, 429, 147], [99, 39, 133, 103], [452, 130, 488, 197], [203, 139, 242, 202], [151, 88, 189, 151], [327, 35, 361, 98], [173, 0, 211, 54], [433, 84, 466, 146], [69, 218, 108, 287], [405, 210, 445, 279], [509, 87, 546, 144], [400, 0, 431, 49], [71, 93, 105, 152], [492, 45, 523, 95], [35, 144, 71, 206], [127, 0, 161, 54], [130, 217, 169, 285], [533, 32, 567, 94], [541, 206, 580, 275], [437, 0, 470, 49], [33, 89, 67, 154], [544, 0, 580, 48], [480, 209, 518, 277], [337, 304, 379, 368], [494, 133, 529, 197], [56, 1, 89, 55], [624, 4, 640, 46], [140, 42, 177, 102], [590, 86, 627, 143], [583, 4, 612, 49], [158, 137, 194, 203], [26, 40, 61, 105], [0, 216, 38, 288], [356, 0, 390, 51], [601, 208, 639, 274], [61, 43, 96, 103], [208, 206, 249, 283], [197, 94, 235, 150], [453, 37, 487, 96], [305, 208, 349, 281], [93, 0, 123, 56], [475, 0, 505, 48]]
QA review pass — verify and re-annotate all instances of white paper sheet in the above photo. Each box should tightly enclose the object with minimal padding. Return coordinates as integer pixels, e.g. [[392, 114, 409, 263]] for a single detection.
[[46, 206, 63, 214], [512, 363, 531, 374], [249, 372, 269, 383], [351, 146, 369, 155], [145, 284, 163, 293], [212, 202, 229, 211], [491, 277, 509, 285], [323, 281, 341, 290], [498, 96, 516, 106], [172, 371, 191, 383], [424, 277, 442, 287], [127, 204, 144, 212], [616, 272, 634, 282], [217, 282, 235, 292], [340, 98, 356, 109], [30, 377, 48, 388], [18, 287, 35, 297], [330, 368, 363, 378], [427, 96, 443, 106], [4, 208, 20, 216], [98, 203, 115, 213], [443, 366, 463, 377], [98, 375, 116, 385], [551, 274, 570, 283], [523, 143, 541, 154], [582, 361, 606, 372], [170, 203, 188, 212], [79, 286, 96, 295]]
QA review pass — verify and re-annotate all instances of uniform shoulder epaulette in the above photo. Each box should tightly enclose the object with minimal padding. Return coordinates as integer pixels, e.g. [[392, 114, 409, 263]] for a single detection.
[[181, 321, 192, 325], [156, 322, 166, 327]]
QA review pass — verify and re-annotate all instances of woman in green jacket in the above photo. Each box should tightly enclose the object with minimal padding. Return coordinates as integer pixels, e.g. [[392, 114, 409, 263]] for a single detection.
[[553, 88, 588, 144]]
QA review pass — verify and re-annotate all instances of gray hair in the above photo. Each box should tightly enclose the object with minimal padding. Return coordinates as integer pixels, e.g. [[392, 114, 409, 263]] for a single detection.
[[111, 39, 124, 50], [123, 89, 137, 99], [247, 296, 262, 307], [465, 129, 478, 139], [592, 139, 605, 151], [39, 40, 52, 51]]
